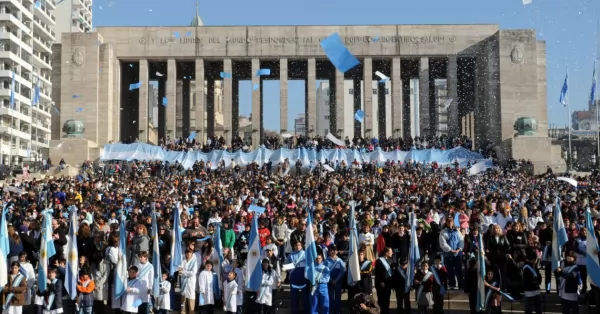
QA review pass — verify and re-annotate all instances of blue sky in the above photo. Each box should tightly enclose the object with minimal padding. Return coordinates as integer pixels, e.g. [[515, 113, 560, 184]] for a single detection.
[[94, 0, 599, 132]]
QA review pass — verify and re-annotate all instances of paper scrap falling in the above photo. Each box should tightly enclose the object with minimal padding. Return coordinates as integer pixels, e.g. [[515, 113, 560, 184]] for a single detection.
[[443, 98, 453, 110], [253, 83, 259, 91], [326, 132, 345, 146], [186, 31, 192, 37], [220, 72, 232, 79], [174, 32, 180, 39], [129, 81, 142, 90], [156, 71, 163, 77], [34, 1, 41, 8], [320, 33, 359, 73], [372, 35, 379, 42], [53, 107, 60, 114], [75, 108, 83, 112], [72, 95, 80, 98], [375, 71, 390, 83], [162, 96, 168, 106], [55, 143, 63, 150], [98, 5, 102, 9], [354, 110, 364, 123], [129, 64, 133, 68], [133, 120, 136, 124], [522, 0, 532, 4], [256, 69, 271, 77]]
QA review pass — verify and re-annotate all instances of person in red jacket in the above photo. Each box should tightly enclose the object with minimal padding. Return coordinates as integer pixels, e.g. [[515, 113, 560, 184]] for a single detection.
[[258, 221, 271, 247], [376, 225, 390, 256]]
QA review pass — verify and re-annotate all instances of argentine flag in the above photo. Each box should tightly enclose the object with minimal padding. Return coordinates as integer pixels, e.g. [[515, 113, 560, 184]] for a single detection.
[[114, 215, 128, 298], [406, 212, 420, 293], [552, 198, 568, 271], [0, 206, 9, 292], [64, 206, 79, 299], [246, 212, 262, 291], [305, 208, 318, 286], [151, 211, 162, 298], [585, 208, 600, 286], [169, 204, 183, 276], [38, 209, 56, 292], [559, 72, 569, 106], [347, 202, 360, 286], [476, 229, 486, 312]]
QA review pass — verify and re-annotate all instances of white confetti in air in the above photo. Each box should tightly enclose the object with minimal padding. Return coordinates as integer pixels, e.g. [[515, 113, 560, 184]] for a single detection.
[[54, 143, 63, 150], [522, 0, 532, 4], [443, 98, 453, 110], [375, 71, 390, 83], [156, 72, 163, 77], [98, 5, 102, 9], [149, 9, 152, 12], [133, 121, 136, 124]]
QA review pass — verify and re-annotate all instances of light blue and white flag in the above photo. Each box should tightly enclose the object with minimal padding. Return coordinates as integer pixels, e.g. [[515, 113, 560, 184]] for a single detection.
[[64, 206, 78, 299], [38, 209, 56, 292], [585, 208, 600, 286], [305, 208, 318, 286], [406, 212, 420, 293], [169, 204, 183, 276], [32, 75, 40, 107], [560, 72, 569, 106], [0, 205, 9, 292], [476, 228, 486, 312], [347, 202, 360, 286], [552, 198, 568, 271], [591, 61, 597, 104], [151, 211, 162, 298], [114, 215, 128, 298], [246, 213, 262, 291], [10, 71, 15, 108]]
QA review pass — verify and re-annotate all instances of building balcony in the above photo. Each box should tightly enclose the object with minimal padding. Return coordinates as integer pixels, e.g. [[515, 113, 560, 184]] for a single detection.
[[0, 13, 31, 34], [31, 119, 49, 133], [32, 34, 51, 54], [33, 18, 55, 41], [39, 87, 50, 101], [0, 51, 30, 73], [0, 0, 34, 20], [0, 31, 32, 55], [0, 70, 32, 90], [33, 3, 54, 26], [0, 125, 31, 141], [31, 136, 49, 148], [34, 71, 51, 87], [0, 106, 31, 123], [32, 104, 51, 117], [0, 86, 30, 103], [32, 50, 51, 69], [44, 0, 54, 9]]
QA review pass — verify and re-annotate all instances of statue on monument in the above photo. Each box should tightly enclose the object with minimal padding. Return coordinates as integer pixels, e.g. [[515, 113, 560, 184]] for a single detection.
[[62, 120, 86, 138], [513, 117, 538, 136]]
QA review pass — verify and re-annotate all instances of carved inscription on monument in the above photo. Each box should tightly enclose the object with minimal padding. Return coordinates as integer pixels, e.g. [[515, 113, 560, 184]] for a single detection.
[[139, 35, 455, 45]]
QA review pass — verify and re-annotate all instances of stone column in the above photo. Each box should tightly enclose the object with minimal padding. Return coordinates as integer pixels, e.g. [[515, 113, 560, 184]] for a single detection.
[[447, 56, 459, 137], [307, 58, 316, 136], [138, 60, 149, 143], [363, 57, 373, 138], [166, 59, 177, 140], [280, 58, 288, 134], [335, 68, 344, 137], [251, 58, 261, 147], [223, 58, 233, 144], [419, 57, 430, 136], [392, 57, 403, 138], [194, 59, 205, 143]]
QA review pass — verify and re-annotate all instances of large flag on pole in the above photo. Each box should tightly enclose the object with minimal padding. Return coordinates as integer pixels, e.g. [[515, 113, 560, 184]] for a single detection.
[[151, 211, 162, 298], [38, 209, 56, 292], [64, 206, 79, 299], [585, 208, 600, 286], [560, 72, 569, 106], [476, 228, 486, 312], [591, 61, 597, 104], [406, 211, 420, 293], [305, 207, 318, 286], [552, 198, 568, 271], [0, 205, 9, 292], [114, 214, 128, 298], [246, 210, 262, 290], [347, 202, 360, 286], [169, 204, 183, 276]]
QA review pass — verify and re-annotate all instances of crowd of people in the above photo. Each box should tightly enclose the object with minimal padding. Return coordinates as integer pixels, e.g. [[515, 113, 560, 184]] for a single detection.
[[0, 150, 594, 314]]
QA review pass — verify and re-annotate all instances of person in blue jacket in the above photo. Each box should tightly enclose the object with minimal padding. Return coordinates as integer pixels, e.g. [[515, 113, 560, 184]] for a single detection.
[[310, 253, 330, 314], [324, 244, 346, 314], [286, 241, 309, 314]]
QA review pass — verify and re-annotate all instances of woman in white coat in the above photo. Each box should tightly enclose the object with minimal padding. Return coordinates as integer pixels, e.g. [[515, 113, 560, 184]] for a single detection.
[[255, 258, 275, 313], [222, 271, 238, 314], [198, 261, 215, 313], [91, 252, 109, 311], [180, 249, 198, 314]]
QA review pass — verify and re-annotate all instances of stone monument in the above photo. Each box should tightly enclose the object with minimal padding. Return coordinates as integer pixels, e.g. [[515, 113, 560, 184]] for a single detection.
[[49, 120, 102, 165]]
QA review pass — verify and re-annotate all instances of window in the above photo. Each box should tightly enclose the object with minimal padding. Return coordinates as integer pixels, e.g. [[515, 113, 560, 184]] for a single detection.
[[349, 89, 354, 95], [372, 89, 377, 95], [385, 88, 389, 95], [326, 89, 330, 96], [324, 115, 330, 120]]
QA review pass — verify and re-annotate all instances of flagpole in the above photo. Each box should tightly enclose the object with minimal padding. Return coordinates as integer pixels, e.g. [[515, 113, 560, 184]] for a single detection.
[[596, 20, 599, 167], [566, 66, 572, 171]]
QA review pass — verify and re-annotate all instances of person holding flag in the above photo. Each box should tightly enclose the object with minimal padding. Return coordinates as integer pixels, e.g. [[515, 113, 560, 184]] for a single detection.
[[324, 244, 346, 314], [309, 253, 330, 314], [135, 251, 153, 314], [286, 241, 308, 314], [375, 247, 394, 314], [522, 250, 542, 314], [40, 266, 63, 314]]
